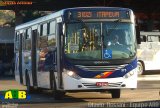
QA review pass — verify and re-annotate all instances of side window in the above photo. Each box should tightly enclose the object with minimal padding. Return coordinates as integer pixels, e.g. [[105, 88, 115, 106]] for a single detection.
[[15, 32, 19, 51], [40, 23, 47, 36], [22, 31, 26, 50], [147, 35, 160, 42], [25, 28, 31, 50], [140, 35, 147, 42], [48, 20, 56, 47], [25, 29, 31, 39], [147, 36, 152, 42], [38, 21, 56, 48], [49, 21, 56, 35], [40, 24, 43, 36]]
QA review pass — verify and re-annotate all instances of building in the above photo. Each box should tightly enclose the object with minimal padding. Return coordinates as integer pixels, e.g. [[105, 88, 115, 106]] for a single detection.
[[0, 27, 14, 76]]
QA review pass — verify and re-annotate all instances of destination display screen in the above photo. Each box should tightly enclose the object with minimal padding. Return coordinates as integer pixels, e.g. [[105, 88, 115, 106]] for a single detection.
[[69, 10, 130, 19]]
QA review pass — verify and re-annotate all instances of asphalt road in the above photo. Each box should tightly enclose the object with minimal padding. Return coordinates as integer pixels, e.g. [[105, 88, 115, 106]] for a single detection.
[[0, 75, 160, 108]]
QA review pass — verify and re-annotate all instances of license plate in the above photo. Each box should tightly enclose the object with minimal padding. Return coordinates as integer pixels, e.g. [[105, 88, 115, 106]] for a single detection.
[[96, 82, 108, 87]]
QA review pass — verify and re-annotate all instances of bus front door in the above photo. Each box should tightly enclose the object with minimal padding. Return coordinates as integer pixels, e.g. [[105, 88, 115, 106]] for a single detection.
[[57, 22, 63, 89]]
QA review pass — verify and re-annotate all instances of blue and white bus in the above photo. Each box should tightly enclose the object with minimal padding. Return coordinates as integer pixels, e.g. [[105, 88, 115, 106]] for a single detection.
[[15, 7, 138, 99]]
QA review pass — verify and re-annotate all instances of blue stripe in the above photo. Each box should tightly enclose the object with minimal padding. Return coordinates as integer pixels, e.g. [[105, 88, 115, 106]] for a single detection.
[[108, 58, 137, 78]]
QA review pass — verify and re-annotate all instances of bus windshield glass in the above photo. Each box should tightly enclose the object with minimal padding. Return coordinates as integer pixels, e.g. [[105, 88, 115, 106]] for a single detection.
[[64, 22, 136, 60]]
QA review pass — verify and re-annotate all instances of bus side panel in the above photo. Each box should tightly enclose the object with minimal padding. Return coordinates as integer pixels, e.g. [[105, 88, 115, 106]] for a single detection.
[[138, 42, 160, 70]]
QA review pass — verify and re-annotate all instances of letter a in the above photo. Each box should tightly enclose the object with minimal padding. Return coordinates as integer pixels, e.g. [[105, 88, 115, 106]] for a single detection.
[[5, 91, 13, 99]]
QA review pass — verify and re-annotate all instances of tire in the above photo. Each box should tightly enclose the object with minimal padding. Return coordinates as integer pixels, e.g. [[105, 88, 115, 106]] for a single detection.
[[137, 61, 144, 75], [26, 74, 35, 93], [52, 75, 65, 100], [110, 89, 120, 98]]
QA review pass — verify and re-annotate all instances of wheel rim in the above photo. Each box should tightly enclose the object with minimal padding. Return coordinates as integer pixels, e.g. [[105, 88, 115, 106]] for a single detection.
[[138, 62, 143, 75]]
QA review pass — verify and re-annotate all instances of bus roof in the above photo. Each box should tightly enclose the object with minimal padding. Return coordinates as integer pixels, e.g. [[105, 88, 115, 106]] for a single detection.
[[15, 7, 132, 31], [15, 10, 64, 31]]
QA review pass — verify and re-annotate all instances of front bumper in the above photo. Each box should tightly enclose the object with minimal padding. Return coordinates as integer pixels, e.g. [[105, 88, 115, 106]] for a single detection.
[[63, 68, 137, 90]]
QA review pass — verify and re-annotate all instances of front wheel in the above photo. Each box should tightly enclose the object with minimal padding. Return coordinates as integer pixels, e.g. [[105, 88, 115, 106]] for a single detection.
[[110, 89, 120, 98], [52, 74, 65, 100], [52, 90, 65, 100], [137, 61, 144, 75]]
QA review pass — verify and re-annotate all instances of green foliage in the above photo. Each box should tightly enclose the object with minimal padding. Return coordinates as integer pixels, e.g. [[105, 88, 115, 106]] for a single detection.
[[20, 10, 52, 23], [0, 10, 15, 26], [0, 10, 51, 26]]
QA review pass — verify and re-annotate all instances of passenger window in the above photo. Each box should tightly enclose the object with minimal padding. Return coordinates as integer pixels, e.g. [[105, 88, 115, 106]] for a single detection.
[[15, 32, 19, 51], [40, 23, 47, 36], [48, 20, 56, 47], [140, 35, 147, 42], [147, 36, 159, 42], [25, 28, 31, 39], [147, 36, 152, 42], [39, 36, 48, 49], [49, 21, 56, 35], [25, 28, 31, 50], [38, 21, 56, 48]]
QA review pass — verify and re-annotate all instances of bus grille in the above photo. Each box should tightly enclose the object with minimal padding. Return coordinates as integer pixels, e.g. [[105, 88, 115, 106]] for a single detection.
[[75, 64, 128, 72]]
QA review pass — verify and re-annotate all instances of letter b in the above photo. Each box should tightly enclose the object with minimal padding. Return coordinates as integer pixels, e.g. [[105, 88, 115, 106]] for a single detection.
[[18, 91, 26, 99]]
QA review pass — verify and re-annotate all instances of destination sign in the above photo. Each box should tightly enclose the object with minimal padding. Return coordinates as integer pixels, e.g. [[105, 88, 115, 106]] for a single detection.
[[70, 10, 129, 19]]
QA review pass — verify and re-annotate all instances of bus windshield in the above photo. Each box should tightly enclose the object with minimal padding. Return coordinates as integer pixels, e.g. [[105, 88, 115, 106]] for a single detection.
[[64, 22, 136, 60]]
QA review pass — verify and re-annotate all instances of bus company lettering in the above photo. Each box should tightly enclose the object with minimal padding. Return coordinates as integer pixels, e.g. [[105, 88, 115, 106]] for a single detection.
[[77, 11, 120, 18]]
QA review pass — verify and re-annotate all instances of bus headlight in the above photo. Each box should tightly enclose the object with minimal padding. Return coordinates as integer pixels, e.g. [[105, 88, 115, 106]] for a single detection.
[[64, 69, 81, 79], [67, 71, 74, 76], [123, 71, 134, 78]]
